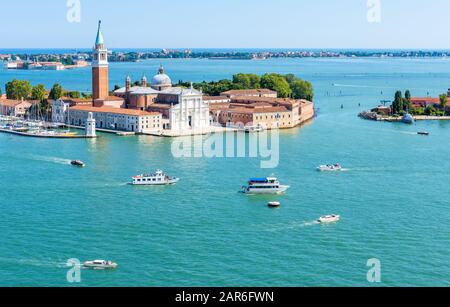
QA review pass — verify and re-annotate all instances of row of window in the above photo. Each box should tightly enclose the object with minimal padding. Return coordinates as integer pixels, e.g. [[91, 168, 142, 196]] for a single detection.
[[249, 186, 280, 189], [135, 178, 163, 182]]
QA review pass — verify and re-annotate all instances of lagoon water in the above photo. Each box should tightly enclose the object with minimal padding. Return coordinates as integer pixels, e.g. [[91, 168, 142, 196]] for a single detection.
[[1, 57, 450, 286]]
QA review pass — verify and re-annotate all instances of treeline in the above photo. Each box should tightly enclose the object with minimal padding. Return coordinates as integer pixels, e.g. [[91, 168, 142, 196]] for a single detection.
[[2, 80, 93, 115], [177, 73, 314, 100], [3, 79, 91, 101]]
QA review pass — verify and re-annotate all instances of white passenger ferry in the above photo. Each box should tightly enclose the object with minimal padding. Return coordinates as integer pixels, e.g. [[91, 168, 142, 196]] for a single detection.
[[242, 177, 290, 194], [131, 170, 180, 186], [83, 260, 118, 270]]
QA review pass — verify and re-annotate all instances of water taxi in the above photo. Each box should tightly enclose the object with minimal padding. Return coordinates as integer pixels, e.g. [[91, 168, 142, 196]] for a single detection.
[[417, 131, 430, 136], [318, 215, 340, 224], [71, 160, 85, 167], [317, 164, 343, 172], [242, 177, 289, 194], [131, 170, 180, 186], [83, 260, 118, 270]]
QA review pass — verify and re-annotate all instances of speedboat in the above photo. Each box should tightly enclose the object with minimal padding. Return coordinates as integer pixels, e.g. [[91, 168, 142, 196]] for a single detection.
[[417, 131, 430, 136], [83, 260, 118, 270], [131, 170, 180, 186], [402, 113, 415, 124], [317, 164, 343, 172], [267, 201, 281, 208], [242, 177, 290, 194], [71, 160, 85, 167], [318, 215, 340, 224]]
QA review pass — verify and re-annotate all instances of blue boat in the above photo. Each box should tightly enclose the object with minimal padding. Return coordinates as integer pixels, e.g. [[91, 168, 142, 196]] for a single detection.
[[401, 113, 415, 124]]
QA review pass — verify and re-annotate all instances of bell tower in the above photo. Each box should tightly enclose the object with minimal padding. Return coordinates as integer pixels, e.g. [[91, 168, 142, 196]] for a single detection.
[[92, 20, 109, 102]]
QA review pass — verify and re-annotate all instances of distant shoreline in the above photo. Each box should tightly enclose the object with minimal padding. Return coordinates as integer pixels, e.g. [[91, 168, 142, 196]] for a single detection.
[[4, 49, 450, 64]]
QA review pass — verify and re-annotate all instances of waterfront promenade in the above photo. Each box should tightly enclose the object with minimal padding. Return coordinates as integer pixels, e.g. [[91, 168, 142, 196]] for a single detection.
[[0, 127, 95, 139]]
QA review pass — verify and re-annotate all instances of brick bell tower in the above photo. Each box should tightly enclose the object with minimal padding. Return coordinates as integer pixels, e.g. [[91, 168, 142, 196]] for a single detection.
[[92, 20, 109, 105]]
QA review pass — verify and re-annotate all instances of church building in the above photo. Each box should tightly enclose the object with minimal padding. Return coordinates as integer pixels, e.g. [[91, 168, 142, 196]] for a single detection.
[[52, 21, 211, 135]]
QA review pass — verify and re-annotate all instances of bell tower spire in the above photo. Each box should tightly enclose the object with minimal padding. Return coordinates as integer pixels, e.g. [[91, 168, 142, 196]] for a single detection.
[[92, 20, 109, 103]]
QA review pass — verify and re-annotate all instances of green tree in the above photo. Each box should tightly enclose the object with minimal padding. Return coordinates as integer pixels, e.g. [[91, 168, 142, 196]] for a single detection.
[[291, 79, 314, 101], [232, 74, 251, 89], [392, 91, 404, 115], [48, 83, 63, 100], [404, 90, 412, 111], [31, 84, 47, 102], [232, 73, 261, 89], [5, 79, 32, 100], [439, 93, 448, 116], [284, 74, 297, 85], [260, 73, 292, 98], [65, 91, 81, 99]]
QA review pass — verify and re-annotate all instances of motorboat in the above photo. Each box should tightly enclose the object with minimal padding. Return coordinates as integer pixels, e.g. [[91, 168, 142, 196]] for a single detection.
[[417, 131, 430, 136], [83, 260, 118, 270], [242, 177, 290, 194], [71, 160, 85, 167], [318, 215, 340, 224], [244, 125, 265, 133], [267, 201, 281, 208], [401, 113, 415, 124], [317, 164, 343, 172], [131, 170, 180, 186]]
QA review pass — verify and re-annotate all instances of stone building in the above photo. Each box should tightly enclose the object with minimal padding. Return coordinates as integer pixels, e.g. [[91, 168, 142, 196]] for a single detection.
[[114, 68, 211, 132], [0, 98, 32, 117], [68, 105, 162, 133], [210, 95, 314, 129], [220, 89, 278, 99]]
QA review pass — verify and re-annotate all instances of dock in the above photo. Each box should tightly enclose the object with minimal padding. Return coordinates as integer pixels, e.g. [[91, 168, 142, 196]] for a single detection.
[[0, 128, 95, 139], [66, 125, 135, 136]]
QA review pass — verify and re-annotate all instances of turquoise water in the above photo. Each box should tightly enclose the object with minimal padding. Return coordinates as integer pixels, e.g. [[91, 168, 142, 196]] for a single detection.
[[2, 57, 450, 286]]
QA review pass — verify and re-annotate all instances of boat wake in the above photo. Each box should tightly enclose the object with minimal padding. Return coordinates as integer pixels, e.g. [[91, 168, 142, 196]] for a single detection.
[[28, 155, 73, 166], [0, 257, 67, 269], [265, 220, 320, 232]]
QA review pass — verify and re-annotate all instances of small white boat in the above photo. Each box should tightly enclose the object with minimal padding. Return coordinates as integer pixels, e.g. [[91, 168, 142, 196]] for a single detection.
[[83, 260, 118, 270], [131, 170, 179, 186], [267, 201, 281, 208], [242, 177, 289, 194], [318, 215, 340, 224], [317, 164, 343, 172]]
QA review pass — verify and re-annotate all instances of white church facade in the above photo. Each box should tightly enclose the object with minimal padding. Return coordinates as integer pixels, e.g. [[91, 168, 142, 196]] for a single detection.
[[114, 66, 212, 134]]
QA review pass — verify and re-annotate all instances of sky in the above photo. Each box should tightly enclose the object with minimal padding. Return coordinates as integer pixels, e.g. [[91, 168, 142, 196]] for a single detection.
[[0, 0, 449, 49]]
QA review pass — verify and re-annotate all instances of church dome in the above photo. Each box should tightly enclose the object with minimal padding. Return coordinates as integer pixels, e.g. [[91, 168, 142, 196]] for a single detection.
[[151, 65, 172, 90]]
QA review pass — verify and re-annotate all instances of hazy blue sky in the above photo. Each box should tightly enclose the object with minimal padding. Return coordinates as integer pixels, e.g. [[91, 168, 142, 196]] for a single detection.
[[0, 0, 449, 49]]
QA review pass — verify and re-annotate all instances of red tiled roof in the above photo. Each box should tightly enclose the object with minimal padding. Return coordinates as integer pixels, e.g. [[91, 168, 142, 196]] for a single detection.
[[0, 99, 32, 107], [227, 106, 289, 114], [410, 97, 440, 103], [202, 96, 230, 101], [221, 89, 277, 95], [70, 105, 160, 116], [101, 96, 125, 102]]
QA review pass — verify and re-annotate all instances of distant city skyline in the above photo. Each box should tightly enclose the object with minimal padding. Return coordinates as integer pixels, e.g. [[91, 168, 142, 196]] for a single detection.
[[1, 0, 449, 49]]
